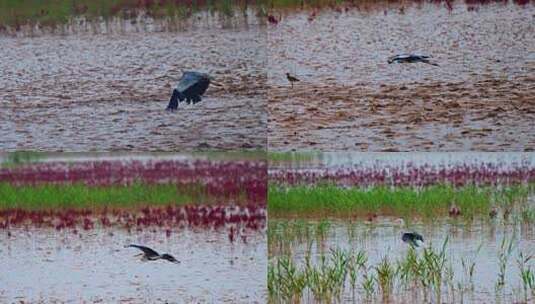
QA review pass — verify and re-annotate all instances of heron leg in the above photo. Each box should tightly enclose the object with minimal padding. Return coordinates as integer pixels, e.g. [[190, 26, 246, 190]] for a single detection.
[[166, 89, 180, 111]]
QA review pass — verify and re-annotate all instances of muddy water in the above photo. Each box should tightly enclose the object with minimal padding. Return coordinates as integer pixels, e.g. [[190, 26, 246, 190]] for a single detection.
[[0, 27, 267, 151], [270, 217, 535, 303], [0, 227, 266, 303], [268, 2, 535, 151]]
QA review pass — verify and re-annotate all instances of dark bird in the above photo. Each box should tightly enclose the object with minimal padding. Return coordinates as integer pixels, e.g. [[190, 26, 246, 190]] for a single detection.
[[449, 205, 461, 217], [489, 207, 498, 218], [267, 14, 279, 25], [167, 71, 211, 111], [286, 73, 300, 88], [402, 232, 425, 247], [125, 244, 180, 263], [388, 54, 439, 66]]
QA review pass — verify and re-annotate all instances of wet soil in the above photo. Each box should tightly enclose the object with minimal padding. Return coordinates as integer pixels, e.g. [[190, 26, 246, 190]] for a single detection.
[[0, 27, 267, 151], [268, 3, 535, 151], [1, 226, 266, 303]]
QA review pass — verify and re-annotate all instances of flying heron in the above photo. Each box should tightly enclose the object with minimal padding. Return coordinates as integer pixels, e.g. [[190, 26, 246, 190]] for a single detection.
[[167, 71, 212, 111], [388, 54, 439, 66], [125, 244, 180, 263], [402, 232, 425, 248], [286, 73, 300, 88]]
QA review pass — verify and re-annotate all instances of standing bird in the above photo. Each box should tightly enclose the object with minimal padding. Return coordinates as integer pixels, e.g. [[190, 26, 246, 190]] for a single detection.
[[402, 232, 425, 248], [286, 73, 300, 88], [449, 204, 461, 217], [388, 54, 439, 66], [167, 71, 211, 111], [125, 244, 180, 263], [489, 207, 498, 218]]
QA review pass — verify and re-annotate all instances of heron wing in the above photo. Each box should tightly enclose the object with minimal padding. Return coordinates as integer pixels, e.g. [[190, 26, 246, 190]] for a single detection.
[[127, 244, 160, 256], [183, 77, 210, 98], [176, 72, 211, 94]]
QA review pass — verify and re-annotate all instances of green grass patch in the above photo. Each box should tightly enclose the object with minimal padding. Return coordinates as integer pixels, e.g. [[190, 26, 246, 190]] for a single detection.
[[0, 182, 223, 210], [268, 183, 534, 219]]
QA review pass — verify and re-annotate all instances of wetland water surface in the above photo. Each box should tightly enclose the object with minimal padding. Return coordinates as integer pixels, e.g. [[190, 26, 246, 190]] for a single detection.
[[269, 152, 535, 303], [0, 25, 267, 151], [1, 226, 266, 303], [269, 217, 535, 303], [268, 2, 535, 151]]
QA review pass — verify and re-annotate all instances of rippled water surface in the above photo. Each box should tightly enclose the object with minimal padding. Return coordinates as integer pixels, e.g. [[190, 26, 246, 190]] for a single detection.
[[269, 151, 535, 170], [0, 26, 267, 151], [268, 2, 535, 151], [1, 227, 266, 303], [270, 218, 535, 303]]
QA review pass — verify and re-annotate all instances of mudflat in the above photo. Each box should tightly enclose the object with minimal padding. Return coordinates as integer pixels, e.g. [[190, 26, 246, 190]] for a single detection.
[[0, 27, 267, 151], [268, 2, 535, 151]]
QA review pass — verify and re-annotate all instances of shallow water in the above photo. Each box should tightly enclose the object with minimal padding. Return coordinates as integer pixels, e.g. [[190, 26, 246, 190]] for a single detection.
[[0, 26, 267, 151], [1, 227, 266, 303], [0, 151, 266, 165], [269, 151, 535, 170], [270, 218, 535, 303], [268, 2, 535, 151]]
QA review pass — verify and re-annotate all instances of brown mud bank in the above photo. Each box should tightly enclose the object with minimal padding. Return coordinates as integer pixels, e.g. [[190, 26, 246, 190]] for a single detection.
[[0, 26, 267, 151], [267, 2, 535, 151], [269, 77, 535, 151]]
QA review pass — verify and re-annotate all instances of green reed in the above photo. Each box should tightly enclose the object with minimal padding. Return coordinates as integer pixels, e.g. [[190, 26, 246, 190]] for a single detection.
[[497, 236, 516, 288], [0, 182, 227, 210], [269, 256, 306, 303], [268, 237, 500, 303], [348, 250, 367, 297], [375, 256, 396, 300], [269, 183, 533, 219], [517, 251, 534, 302], [461, 243, 483, 291], [268, 219, 331, 256]]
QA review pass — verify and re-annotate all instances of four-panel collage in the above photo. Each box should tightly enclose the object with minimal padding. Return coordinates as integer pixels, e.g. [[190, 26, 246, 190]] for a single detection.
[[1, 1, 533, 303]]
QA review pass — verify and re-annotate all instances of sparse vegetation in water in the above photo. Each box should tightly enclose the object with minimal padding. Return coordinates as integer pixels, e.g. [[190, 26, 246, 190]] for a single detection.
[[375, 255, 396, 301], [517, 251, 535, 302], [268, 219, 331, 258], [268, 220, 534, 303], [520, 208, 535, 224], [497, 235, 516, 289], [460, 243, 483, 291], [268, 239, 534, 303], [348, 249, 367, 299]]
